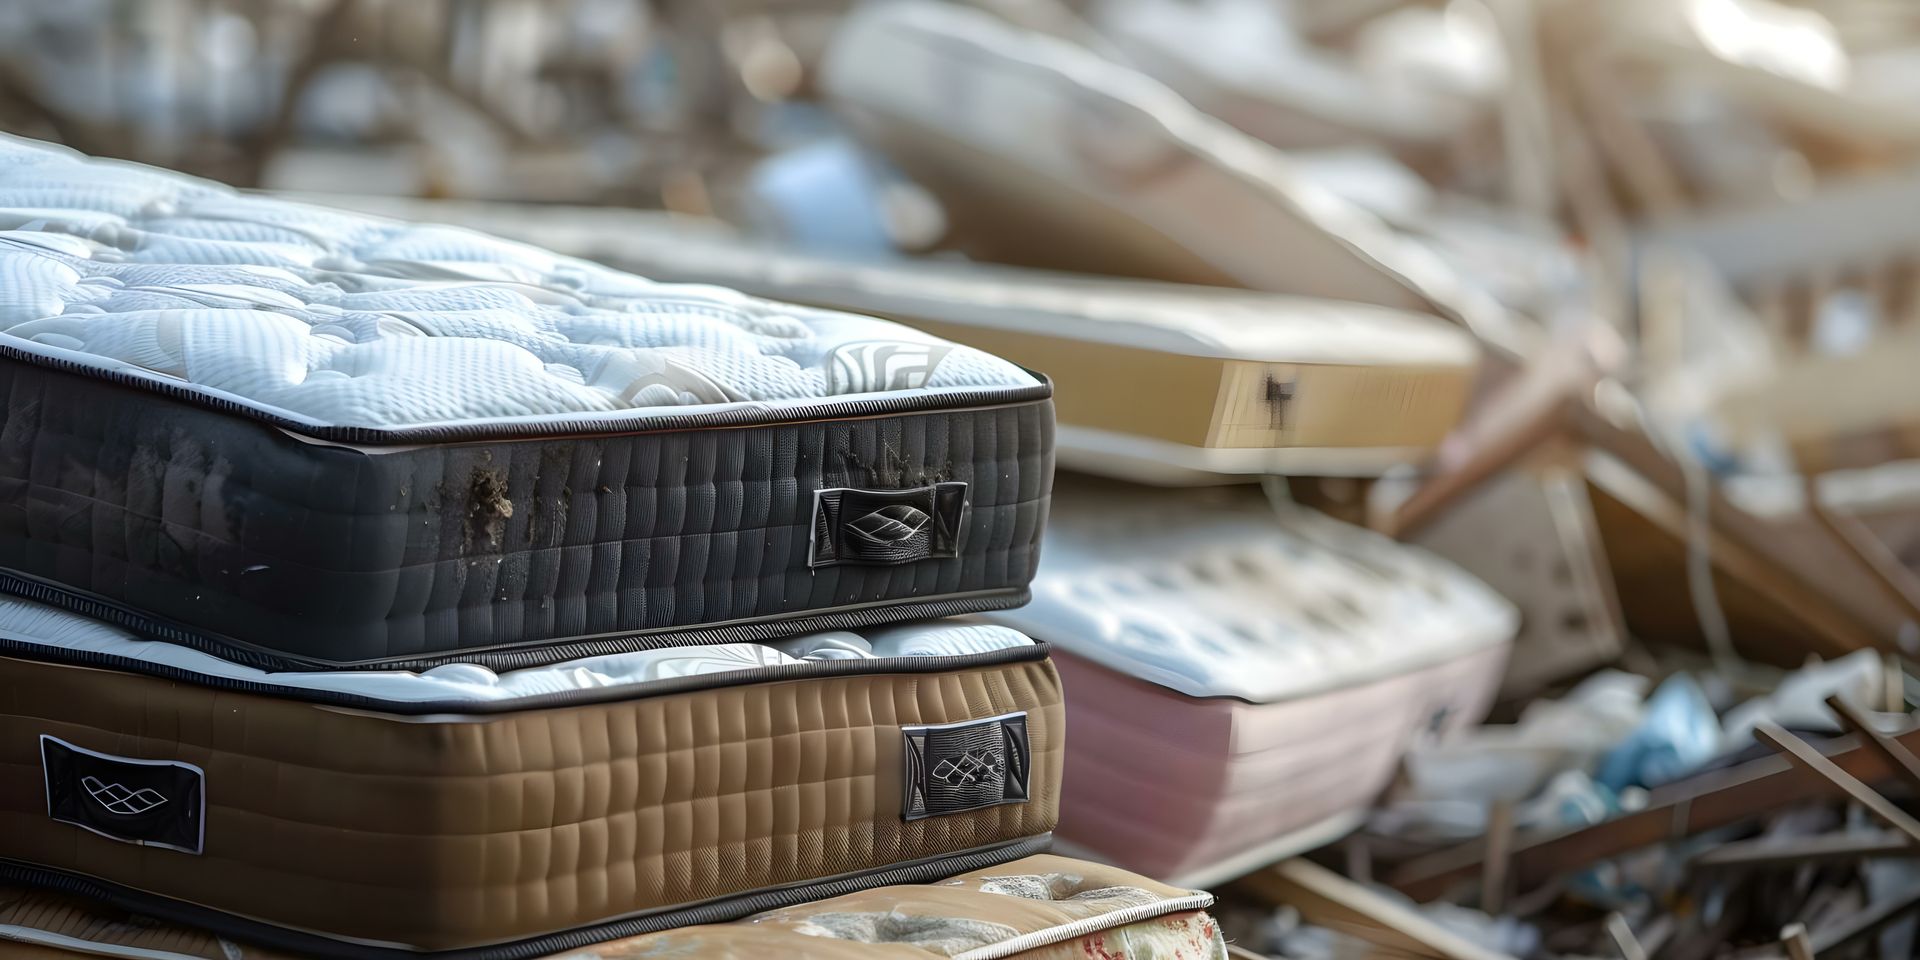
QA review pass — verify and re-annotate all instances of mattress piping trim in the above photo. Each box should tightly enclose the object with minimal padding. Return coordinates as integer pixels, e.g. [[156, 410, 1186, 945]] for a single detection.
[[950, 890, 1216, 960], [0, 635, 1052, 715], [0, 341, 1053, 446], [0, 923, 209, 960]]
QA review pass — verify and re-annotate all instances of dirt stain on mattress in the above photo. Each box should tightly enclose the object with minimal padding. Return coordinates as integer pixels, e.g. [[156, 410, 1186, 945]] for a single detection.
[[845, 442, 953, 488], [465, 467, 515, 551]]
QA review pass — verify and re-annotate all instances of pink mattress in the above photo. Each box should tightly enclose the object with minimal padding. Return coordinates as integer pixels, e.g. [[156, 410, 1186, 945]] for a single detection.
[[1052, 641, 1509, 883]]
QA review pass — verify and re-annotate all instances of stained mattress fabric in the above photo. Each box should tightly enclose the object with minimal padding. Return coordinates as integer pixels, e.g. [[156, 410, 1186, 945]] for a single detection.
[[0, 856, 1224, 960], [0, 609, 1064, 957], [0, 135, 1056, 667]]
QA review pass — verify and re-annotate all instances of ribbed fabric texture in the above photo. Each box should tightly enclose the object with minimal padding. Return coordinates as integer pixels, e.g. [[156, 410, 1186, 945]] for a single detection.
[[0, 654, 1064, 951], [0, 358, 1053, 664]]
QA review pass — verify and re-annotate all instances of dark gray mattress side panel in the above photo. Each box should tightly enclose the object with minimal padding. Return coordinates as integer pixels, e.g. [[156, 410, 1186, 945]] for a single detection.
[[0, 359, 1053, 667]]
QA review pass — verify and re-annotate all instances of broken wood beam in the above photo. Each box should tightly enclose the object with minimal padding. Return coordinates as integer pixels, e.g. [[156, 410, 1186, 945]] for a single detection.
[[1810, 886, 1920, 953], [1388, 725, 1920, 900], [1752, 721, 1920, 845], [1689, 830, 1915, 871], [1823, 695, 1920, 793], [1237, 859, 1518, 960]]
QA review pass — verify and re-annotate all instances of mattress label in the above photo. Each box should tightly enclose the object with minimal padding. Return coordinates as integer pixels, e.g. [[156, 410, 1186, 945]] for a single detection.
[[901, 712, 1030, 820], [810, 482, 967, 567], [39, 736, 205, 855]]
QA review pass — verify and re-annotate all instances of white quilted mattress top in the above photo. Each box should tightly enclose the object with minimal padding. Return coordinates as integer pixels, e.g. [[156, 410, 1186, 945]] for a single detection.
[[984, 481, 1517, 702], [0, 135, 1038, 433], [0, 595, 1034, 706]]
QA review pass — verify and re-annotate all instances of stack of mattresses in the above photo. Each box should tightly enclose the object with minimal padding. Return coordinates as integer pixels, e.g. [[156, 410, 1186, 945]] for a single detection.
[[986, 480, 1518, 886], [819, 0, 1535, 359], [0, 135, 1112, 958]]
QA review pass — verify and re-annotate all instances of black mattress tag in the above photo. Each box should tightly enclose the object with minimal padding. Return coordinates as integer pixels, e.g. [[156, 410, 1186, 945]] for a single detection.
[[810, 482, 966, 568], [901, 712, 1030, 821], [41, 736, 205, 854]]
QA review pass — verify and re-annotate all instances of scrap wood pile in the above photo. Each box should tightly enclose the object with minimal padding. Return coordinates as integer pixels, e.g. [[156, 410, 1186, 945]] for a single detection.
[[8, 1, 1920, 959]]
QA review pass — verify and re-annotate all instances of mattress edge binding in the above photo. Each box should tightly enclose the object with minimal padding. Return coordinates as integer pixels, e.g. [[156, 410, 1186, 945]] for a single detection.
[[950, 889, 1217, 960], [0, 340, 1055, 447], [0, 633, 1052, 716]]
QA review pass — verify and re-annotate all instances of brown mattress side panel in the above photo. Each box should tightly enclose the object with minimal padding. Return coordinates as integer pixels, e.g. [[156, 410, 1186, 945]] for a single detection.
[[0, 655, 1063, 950]]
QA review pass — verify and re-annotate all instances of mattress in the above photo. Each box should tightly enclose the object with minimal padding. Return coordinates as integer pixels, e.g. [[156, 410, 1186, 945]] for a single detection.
[[0, 135, 1055, 669], [0, 599, 1064, 958], [1087, 0, 1495, 152], [0, 855, 1223, 960], [985, 480, 1514, 882], [296, 196, 1483, 483], [820, 1, 1534, 359]]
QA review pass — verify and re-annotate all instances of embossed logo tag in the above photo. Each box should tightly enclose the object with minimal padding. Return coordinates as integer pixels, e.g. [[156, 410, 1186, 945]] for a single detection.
[[901, 712, 1030, 821], [810, 483, 966, 568], [41, 736, 205, 854]]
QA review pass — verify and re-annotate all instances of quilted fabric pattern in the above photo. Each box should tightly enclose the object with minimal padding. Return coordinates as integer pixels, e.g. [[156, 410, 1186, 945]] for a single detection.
[[0, 135, 1037, 428], [0, 355, 1054, 666], [0, 652, 1064, 952]]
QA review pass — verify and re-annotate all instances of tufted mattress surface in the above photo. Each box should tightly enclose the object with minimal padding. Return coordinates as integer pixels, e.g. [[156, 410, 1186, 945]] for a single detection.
[[986, 477, 1516, 702], [0, 136, 1039, 430], [0, 136, 1055, 667], [0, 608, 1064, 958]]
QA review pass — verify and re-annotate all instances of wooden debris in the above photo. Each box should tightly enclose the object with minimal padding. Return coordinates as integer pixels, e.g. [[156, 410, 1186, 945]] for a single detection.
[[1751, 721, 1920, 845], [1237, 859, 1518, 960], [1824, 695, 1920, 793], [1689, 830, 1915, 872], [1389, 724, 1920, 899]]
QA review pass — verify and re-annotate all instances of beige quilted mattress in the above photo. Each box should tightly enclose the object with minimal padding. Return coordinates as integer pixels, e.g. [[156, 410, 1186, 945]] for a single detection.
[[0, 620, 1063, 958]]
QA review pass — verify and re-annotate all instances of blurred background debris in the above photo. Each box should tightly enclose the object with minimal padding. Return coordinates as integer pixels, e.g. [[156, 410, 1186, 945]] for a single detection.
[[11, 0, 1920, 956]]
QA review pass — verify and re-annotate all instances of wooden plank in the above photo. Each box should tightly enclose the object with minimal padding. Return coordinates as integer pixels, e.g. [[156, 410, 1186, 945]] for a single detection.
[[1752, 722, 1920, 845], [1805, 480, 1920, 625], [1782, 923, 1816, 960], [1810, 886, 1920, 953], [1690, 830, 1915, 871], [1824, 696, 1920, 793], [1238, 859, 1517, 960], [1389, 726, 1920, 899], [1607, 913, 1648, 960], [1482, 801, 1514, 914]]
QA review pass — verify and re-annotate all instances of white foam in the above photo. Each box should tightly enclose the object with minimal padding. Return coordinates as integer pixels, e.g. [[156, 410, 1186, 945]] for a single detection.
[[0, 596, 1033, 705]]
